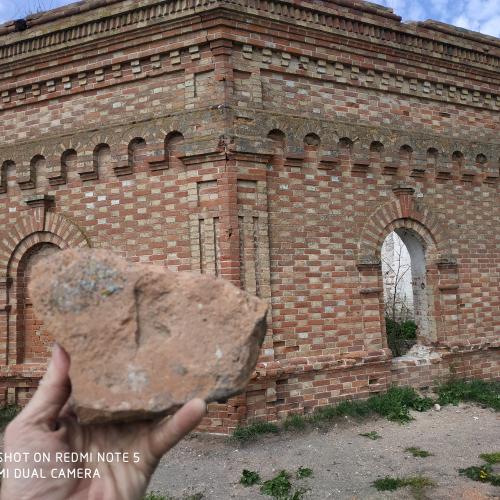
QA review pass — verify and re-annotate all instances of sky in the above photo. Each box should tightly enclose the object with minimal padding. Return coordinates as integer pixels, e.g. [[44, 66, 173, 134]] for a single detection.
[[0, 0, 498, 37]]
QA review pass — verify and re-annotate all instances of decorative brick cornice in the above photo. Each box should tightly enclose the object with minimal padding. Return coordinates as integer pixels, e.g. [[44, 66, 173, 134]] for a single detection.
[[0, 35, 498, 113], [0, 0, 498, 73], [233, 44, 499, 112]]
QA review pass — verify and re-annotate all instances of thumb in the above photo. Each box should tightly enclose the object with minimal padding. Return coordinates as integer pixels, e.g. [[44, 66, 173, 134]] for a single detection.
[[21, 343, 71, 426], [150, 398, 206, 459]]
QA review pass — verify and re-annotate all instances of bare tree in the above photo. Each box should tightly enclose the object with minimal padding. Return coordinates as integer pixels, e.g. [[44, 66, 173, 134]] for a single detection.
[[19, 0, 57, 17], [382, 232, 415, 356]]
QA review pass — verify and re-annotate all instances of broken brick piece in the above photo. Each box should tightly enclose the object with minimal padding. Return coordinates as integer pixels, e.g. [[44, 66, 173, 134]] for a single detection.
[[30, 249, 267, 424]]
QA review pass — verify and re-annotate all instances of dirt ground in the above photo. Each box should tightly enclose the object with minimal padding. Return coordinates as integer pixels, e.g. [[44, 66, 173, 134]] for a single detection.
[[149, 404, 500, 499]]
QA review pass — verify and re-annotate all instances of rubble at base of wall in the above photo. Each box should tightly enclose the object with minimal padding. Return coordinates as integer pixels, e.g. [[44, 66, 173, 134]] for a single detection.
[[391, 344, 442, 367]]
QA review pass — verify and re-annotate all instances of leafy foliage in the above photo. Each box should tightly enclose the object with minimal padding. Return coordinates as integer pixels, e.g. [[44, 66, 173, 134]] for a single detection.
[[405, 447, 433, 458], [260, 470, 292, 499], [240, 469, 261, 486], [232, 421, 279, 442], [437, 379, 500, 410], [460, 452, 500, 487], [296, 467, 313, 479], [366, 387, 433, 424], [283, 414, 307, 431], [359, 431, 382, 440], [232, 380, 497, 442], [373, 475, 435, 496], [0, 405, 20, 431], [480, 452, 500, 465], [385, 317, 418, 357], [142, 493, 173, 500]]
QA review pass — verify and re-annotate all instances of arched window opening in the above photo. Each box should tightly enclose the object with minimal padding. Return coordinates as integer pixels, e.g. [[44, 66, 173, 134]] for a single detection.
[[27, 154, 46, 189], [93, 143, 112, 179], [164, 131, 184, 169], [475, 154, 487, 168], [16, 243, 60, 364], [0, 160, 14, 193], [369, 141, 384, 169], [338, 137, 353, 151], [304, 133, 320, 148], [267, 129, 286, 155], [427, 147, 438, 170], [338, 137, 353, 171], [381, 229, 430, 357], [452, 151, 464, 172], [304, 133, 320, 164], [370, 141, 383, 154], [128, 137, 147, 169], [398, 145, 412, 174], [60, 149, 77, 183]]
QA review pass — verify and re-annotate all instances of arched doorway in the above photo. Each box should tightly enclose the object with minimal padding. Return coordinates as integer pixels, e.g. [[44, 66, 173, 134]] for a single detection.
[[381, 228, 433, 356], [16, 243, 60, 364]]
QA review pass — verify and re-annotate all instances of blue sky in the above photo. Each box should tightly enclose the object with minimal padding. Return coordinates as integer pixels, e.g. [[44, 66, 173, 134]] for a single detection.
[[0, 0, 499, 37]]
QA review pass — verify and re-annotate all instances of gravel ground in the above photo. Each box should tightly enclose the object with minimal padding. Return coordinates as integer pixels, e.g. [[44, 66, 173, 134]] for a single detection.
[[149, 404, 500, 499]]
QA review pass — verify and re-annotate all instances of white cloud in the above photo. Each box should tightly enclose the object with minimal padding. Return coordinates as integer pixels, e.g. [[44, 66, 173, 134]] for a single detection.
[[376, 0, 499, 37]]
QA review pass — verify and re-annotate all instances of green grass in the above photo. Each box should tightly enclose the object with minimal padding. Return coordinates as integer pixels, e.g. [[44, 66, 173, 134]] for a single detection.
[[405, 447, 433, 458], [296, 467, 313, 479], [258, 470, 309, 500], [460, 452, 500, 487], [373, 475, 435, 498], [231, 380, 499, 442], [0, 405, 20, 431], [359, 431, 382, 440], [480, 452, 500, 464], [260, 470, 292, 499], [232, 421, 279, 442], [460, 464, 500, 486], [240, 469, 261, 486], [233, 387, 433, 441], [366, 386, 434, 423], [142, 493, 172, 500], [239, 468, 311, 499], [142, 492, 203, 500], [283, 414, 307, 431], [437, 379, 500, 410]]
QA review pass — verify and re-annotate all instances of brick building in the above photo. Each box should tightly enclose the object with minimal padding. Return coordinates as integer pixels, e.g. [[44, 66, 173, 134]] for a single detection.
[[0, 0, 498, 433]]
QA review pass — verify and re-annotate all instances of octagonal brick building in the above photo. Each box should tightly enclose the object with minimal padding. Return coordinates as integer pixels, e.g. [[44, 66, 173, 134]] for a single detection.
[[0, 0, 498, 433]]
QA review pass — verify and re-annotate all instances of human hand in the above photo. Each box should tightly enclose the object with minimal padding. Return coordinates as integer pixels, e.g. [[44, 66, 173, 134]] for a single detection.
[[0, 344, 206, 500]]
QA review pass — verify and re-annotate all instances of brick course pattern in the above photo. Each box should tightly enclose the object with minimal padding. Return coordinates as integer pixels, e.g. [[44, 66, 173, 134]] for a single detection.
[[0, 0, 498, 433]]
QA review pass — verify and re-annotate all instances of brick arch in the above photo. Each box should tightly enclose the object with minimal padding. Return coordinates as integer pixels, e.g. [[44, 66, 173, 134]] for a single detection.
[[357, 198, 454, 267], [0, 212, 89, 279], [0, 212, 89, 375]]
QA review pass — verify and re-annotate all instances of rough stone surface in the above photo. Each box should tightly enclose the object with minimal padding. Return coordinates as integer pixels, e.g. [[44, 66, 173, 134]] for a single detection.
[[29, 249, 268, 424]]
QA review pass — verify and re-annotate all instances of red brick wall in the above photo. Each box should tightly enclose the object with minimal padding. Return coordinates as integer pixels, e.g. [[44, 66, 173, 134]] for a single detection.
[[0, 0, 498, 432], [16, 243, 59, 364]]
